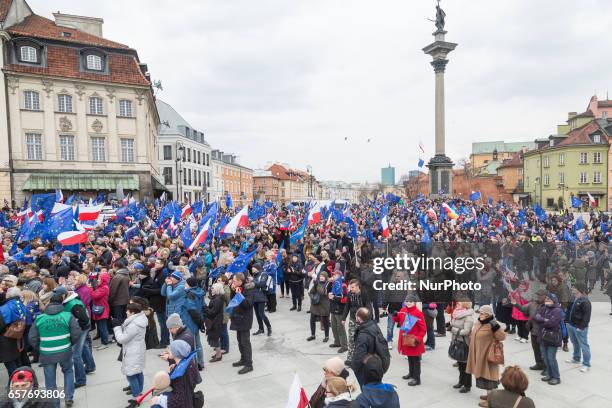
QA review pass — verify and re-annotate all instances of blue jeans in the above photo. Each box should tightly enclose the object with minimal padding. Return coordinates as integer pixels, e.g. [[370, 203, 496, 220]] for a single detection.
[[73, 328, 95, 385], [126, 372, 144, 396], [220, 323, 229, 352], [42, 357, 74, 408], [425, 323, 435, 349], [97, 319, 109, 344], [541, 344, 560, 379], [568, 325, 591, 367], [156, 311, 170, 346], [194, 331, 204, 367], [386, 315, 394, 342]]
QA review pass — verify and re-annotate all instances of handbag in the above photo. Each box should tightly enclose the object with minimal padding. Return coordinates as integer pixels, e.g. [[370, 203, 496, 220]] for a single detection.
[[91, 305, 105, 316], [541, 328, 561, 346], [401, 333, 418, 347], [448, 336, 469, 362], [487, 340, 504, 365], [4, 319, 25, 340]]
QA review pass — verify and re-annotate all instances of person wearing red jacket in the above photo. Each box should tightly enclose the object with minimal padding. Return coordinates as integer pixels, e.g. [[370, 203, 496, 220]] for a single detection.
[[393, 296, 427, 386]]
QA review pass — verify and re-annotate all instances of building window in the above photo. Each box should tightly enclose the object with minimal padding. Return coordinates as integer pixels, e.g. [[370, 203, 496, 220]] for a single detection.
[[197, 151, 201, 164], [57, 94, 73, 113], [162, 167, 173, 185], [86, 54, 103, 71], [543, 174, 549, 186], [91, 137, 106, 161], [526, 176, 530, 187], [546, 198, 554, 208], [579, 152, 588, 164], [206, 154, 209, 166], [183, 170, 187, 185], [89, 97, 103, 115], [579, 172, 588, 184], [188, 169, 192, 185], [59, 135, 75, 161], [559, 153, 565, 165], [118, 100, 132, 117], [187, 148, 191, 162], [120, 138, 134, 162], [593, 171, 602, 184], [20, 46, 37, 63], [603, 111, 609, 119], [559, 172, 565, 185], [24, 90, 40, 110], [593, 151, 602, 164], [543, 156, 549, 168], [163, 145, 172, 160], [593, 134, 601, 143], [25, 133, 42, 160]]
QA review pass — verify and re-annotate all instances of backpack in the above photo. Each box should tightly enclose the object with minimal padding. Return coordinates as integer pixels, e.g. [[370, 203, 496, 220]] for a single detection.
[[365, 329, 391, 373]]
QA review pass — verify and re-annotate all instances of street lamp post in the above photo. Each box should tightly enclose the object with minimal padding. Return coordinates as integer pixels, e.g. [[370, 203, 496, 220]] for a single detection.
[[306, 165, 313, 199], [175, 143, 185, 202], [558, 183, 568, 210]]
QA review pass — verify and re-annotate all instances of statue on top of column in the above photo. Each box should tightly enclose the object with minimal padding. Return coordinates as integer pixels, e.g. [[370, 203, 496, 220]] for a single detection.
[[433, 0, 446, 32]]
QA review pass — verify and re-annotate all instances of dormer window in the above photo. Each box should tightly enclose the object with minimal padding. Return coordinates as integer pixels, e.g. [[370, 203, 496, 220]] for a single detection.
[[86, 54, 102, 71], [20, 46, 37, 63], [593, 134, 601, 143], [14, 39, 44, 65], [81, 49, 106, 73]]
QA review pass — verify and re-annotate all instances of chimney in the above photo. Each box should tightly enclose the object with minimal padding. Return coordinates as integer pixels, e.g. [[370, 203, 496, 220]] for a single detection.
[[53, 12, 104, 37], [567, 112, 577, 120]]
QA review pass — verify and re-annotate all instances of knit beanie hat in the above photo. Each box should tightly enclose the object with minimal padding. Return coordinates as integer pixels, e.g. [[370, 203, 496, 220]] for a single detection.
[[479, 304, 494, 316], [166, 313, 183, 329], [169, 339, 191, 359], [323, 357, 345, 376], [170, 271, 183, 281]]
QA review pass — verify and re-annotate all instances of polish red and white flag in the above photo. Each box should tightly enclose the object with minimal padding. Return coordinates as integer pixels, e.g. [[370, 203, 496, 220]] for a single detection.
[[78, 204, 104, 221], [286, 374, 308, 408], [221, 206, 249, 235]]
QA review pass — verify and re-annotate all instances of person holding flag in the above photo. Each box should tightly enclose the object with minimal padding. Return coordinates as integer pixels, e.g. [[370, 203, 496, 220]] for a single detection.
[[393, 293, 426, 387], [229, 273, 255, 375], [328, 270, 348, 353], [251, 263, 273, 337]]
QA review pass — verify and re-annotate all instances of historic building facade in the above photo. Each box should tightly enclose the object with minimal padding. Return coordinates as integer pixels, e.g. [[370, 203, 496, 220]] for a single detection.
[[156, 99, 211, 203], [211, 149, 253, 206], [0, 1, 162, 203]]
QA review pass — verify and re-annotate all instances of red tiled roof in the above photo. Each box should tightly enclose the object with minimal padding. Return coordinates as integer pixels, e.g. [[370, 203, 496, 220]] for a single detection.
[[7, 14, 130, 50], [497, 152, 523, 169], [4, 44, 150, 86], [557, 121, 608, 147], [0, 0, 11, 22], [598, 100, 612, 108]]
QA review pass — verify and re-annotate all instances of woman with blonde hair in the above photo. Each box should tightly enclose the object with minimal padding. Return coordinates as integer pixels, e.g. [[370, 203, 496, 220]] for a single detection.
[[38, 277, 56, 311], [323, 376, 355, 407], [205, 282, 225, 362], [20, 289, 40, 363]]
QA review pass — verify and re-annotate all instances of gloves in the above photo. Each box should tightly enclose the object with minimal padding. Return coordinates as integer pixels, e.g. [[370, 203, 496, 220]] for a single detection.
[[490, 321, 500, 332]]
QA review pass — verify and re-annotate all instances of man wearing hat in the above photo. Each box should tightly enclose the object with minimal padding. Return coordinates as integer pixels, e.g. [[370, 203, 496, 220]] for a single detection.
[[511, 288, 548, 372], [29, 292, 81, 407], [109, 258, 130, 325], [161, 271, 188, 331]]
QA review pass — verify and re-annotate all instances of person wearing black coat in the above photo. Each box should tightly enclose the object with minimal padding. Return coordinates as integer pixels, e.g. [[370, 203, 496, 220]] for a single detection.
[[138, 264, 169, 346], [286, 255, 304, 311], [251, 264, 272, 336], [351, 307, 385, 388], [229, 273, 255, 375], [205, 283, 225, 363]]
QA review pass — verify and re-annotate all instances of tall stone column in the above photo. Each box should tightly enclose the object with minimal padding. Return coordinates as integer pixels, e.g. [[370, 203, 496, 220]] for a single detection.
[[423, 28, 457, 197]]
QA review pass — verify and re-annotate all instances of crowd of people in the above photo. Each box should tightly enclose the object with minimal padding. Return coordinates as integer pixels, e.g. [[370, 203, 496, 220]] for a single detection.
[[0, 193, 608, 407]]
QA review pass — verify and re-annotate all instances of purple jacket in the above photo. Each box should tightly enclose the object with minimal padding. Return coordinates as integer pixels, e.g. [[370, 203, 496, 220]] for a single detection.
[[75, 284, 92, 318], [533, 303, 563, 347]]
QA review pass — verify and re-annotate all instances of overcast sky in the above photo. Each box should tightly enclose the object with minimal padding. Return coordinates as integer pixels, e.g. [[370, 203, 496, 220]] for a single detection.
[[31, 0, 612, 183]]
